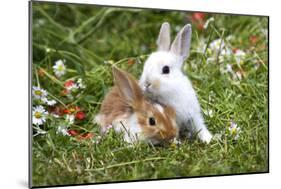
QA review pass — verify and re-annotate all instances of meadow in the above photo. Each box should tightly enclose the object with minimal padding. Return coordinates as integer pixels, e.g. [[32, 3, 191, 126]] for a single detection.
[[31, 2, 268, 187]]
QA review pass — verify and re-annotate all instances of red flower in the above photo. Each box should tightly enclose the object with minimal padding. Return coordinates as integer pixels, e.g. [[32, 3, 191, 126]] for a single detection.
[[192, 13, 206, 21], [75, 111, 86, 120], [191, 13, 206, 31], [63, 106, 81, 114], [67, 129, 79, 136], [64, 80, 75, 88]]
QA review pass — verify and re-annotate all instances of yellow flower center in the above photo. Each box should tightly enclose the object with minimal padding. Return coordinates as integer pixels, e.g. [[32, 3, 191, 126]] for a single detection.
[[35, 112, 42, 119], [231, 128, 237, 135], [34, 90, 42, 96], [57, 65, 64, 71]]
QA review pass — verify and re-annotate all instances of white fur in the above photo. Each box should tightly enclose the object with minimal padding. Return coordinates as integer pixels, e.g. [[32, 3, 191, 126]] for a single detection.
[[139, 23, 212, 143], [111, 114, 142, 143]]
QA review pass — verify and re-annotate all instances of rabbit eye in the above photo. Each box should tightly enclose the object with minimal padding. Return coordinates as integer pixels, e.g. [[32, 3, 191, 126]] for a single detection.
[[148, 117, 156, 126], [162, 65, 170, 74]]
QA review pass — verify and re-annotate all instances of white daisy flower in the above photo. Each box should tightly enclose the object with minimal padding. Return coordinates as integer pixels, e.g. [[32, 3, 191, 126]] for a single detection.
[[228, 121, 241, 140], [33, 105, 48, 126], [32, 86, 48, 100], [209, 38, 224, 53], [66, 114, 75, 124], [209, 38, 232, 57], [56, 125, 70, 136], [42, 97, 57, 106], [53, 59, 66, 77], [47, 99, 57, 106]]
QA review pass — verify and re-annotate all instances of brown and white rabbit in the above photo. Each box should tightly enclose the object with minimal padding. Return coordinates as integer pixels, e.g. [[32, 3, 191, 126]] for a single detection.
[[95, 67, 178, 145]]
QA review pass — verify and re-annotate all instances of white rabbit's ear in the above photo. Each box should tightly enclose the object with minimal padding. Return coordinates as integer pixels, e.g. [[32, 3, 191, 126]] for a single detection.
[[157, 22, 171, 51], [170, 24, 192, 59]]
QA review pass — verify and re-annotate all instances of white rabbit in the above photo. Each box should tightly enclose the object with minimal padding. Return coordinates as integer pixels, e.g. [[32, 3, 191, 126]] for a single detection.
[[139, 22, 212, 143]]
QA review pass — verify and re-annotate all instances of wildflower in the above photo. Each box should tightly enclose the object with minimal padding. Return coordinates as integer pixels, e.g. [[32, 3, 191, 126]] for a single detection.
[[67, 129, 79, 136], [75, 111, 86, 120], [64, 80, 78, 91], [56, 125, 70, 136], [209, 38, 232, 58], [66, 114, 75, 124], [192, 12, 206, 21], [191, 12, 206, 30], [227, 121, 241, 140], [77, 78, 86, 89], [33, 105, 48, 126], [42, 97, 57, 106], [32, 86, 48, 100], [63, 106, 80, 114], [53, 60, 66, 77]]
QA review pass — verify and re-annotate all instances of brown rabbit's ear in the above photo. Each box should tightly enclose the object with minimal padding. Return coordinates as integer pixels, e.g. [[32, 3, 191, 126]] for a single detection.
[[157, 22, 171, 51], [112, 67, 143, 105]]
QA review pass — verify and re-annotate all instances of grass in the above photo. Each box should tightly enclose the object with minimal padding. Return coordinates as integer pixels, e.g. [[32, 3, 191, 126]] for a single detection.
[[31, 1, 268, 187]]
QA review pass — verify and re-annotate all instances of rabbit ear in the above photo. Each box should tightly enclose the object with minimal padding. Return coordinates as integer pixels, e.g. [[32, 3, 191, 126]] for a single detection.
[[112, 67, 143, 105], [157, 22, 171, 51], [170, 24, 192, 59]]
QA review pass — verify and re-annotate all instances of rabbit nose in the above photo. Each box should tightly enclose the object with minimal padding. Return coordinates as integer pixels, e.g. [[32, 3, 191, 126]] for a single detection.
[[145, 82, 151, 89]]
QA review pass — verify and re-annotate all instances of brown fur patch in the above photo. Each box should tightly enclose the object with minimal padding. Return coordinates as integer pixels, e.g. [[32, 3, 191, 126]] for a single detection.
[[151, 79, 161, 90]]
